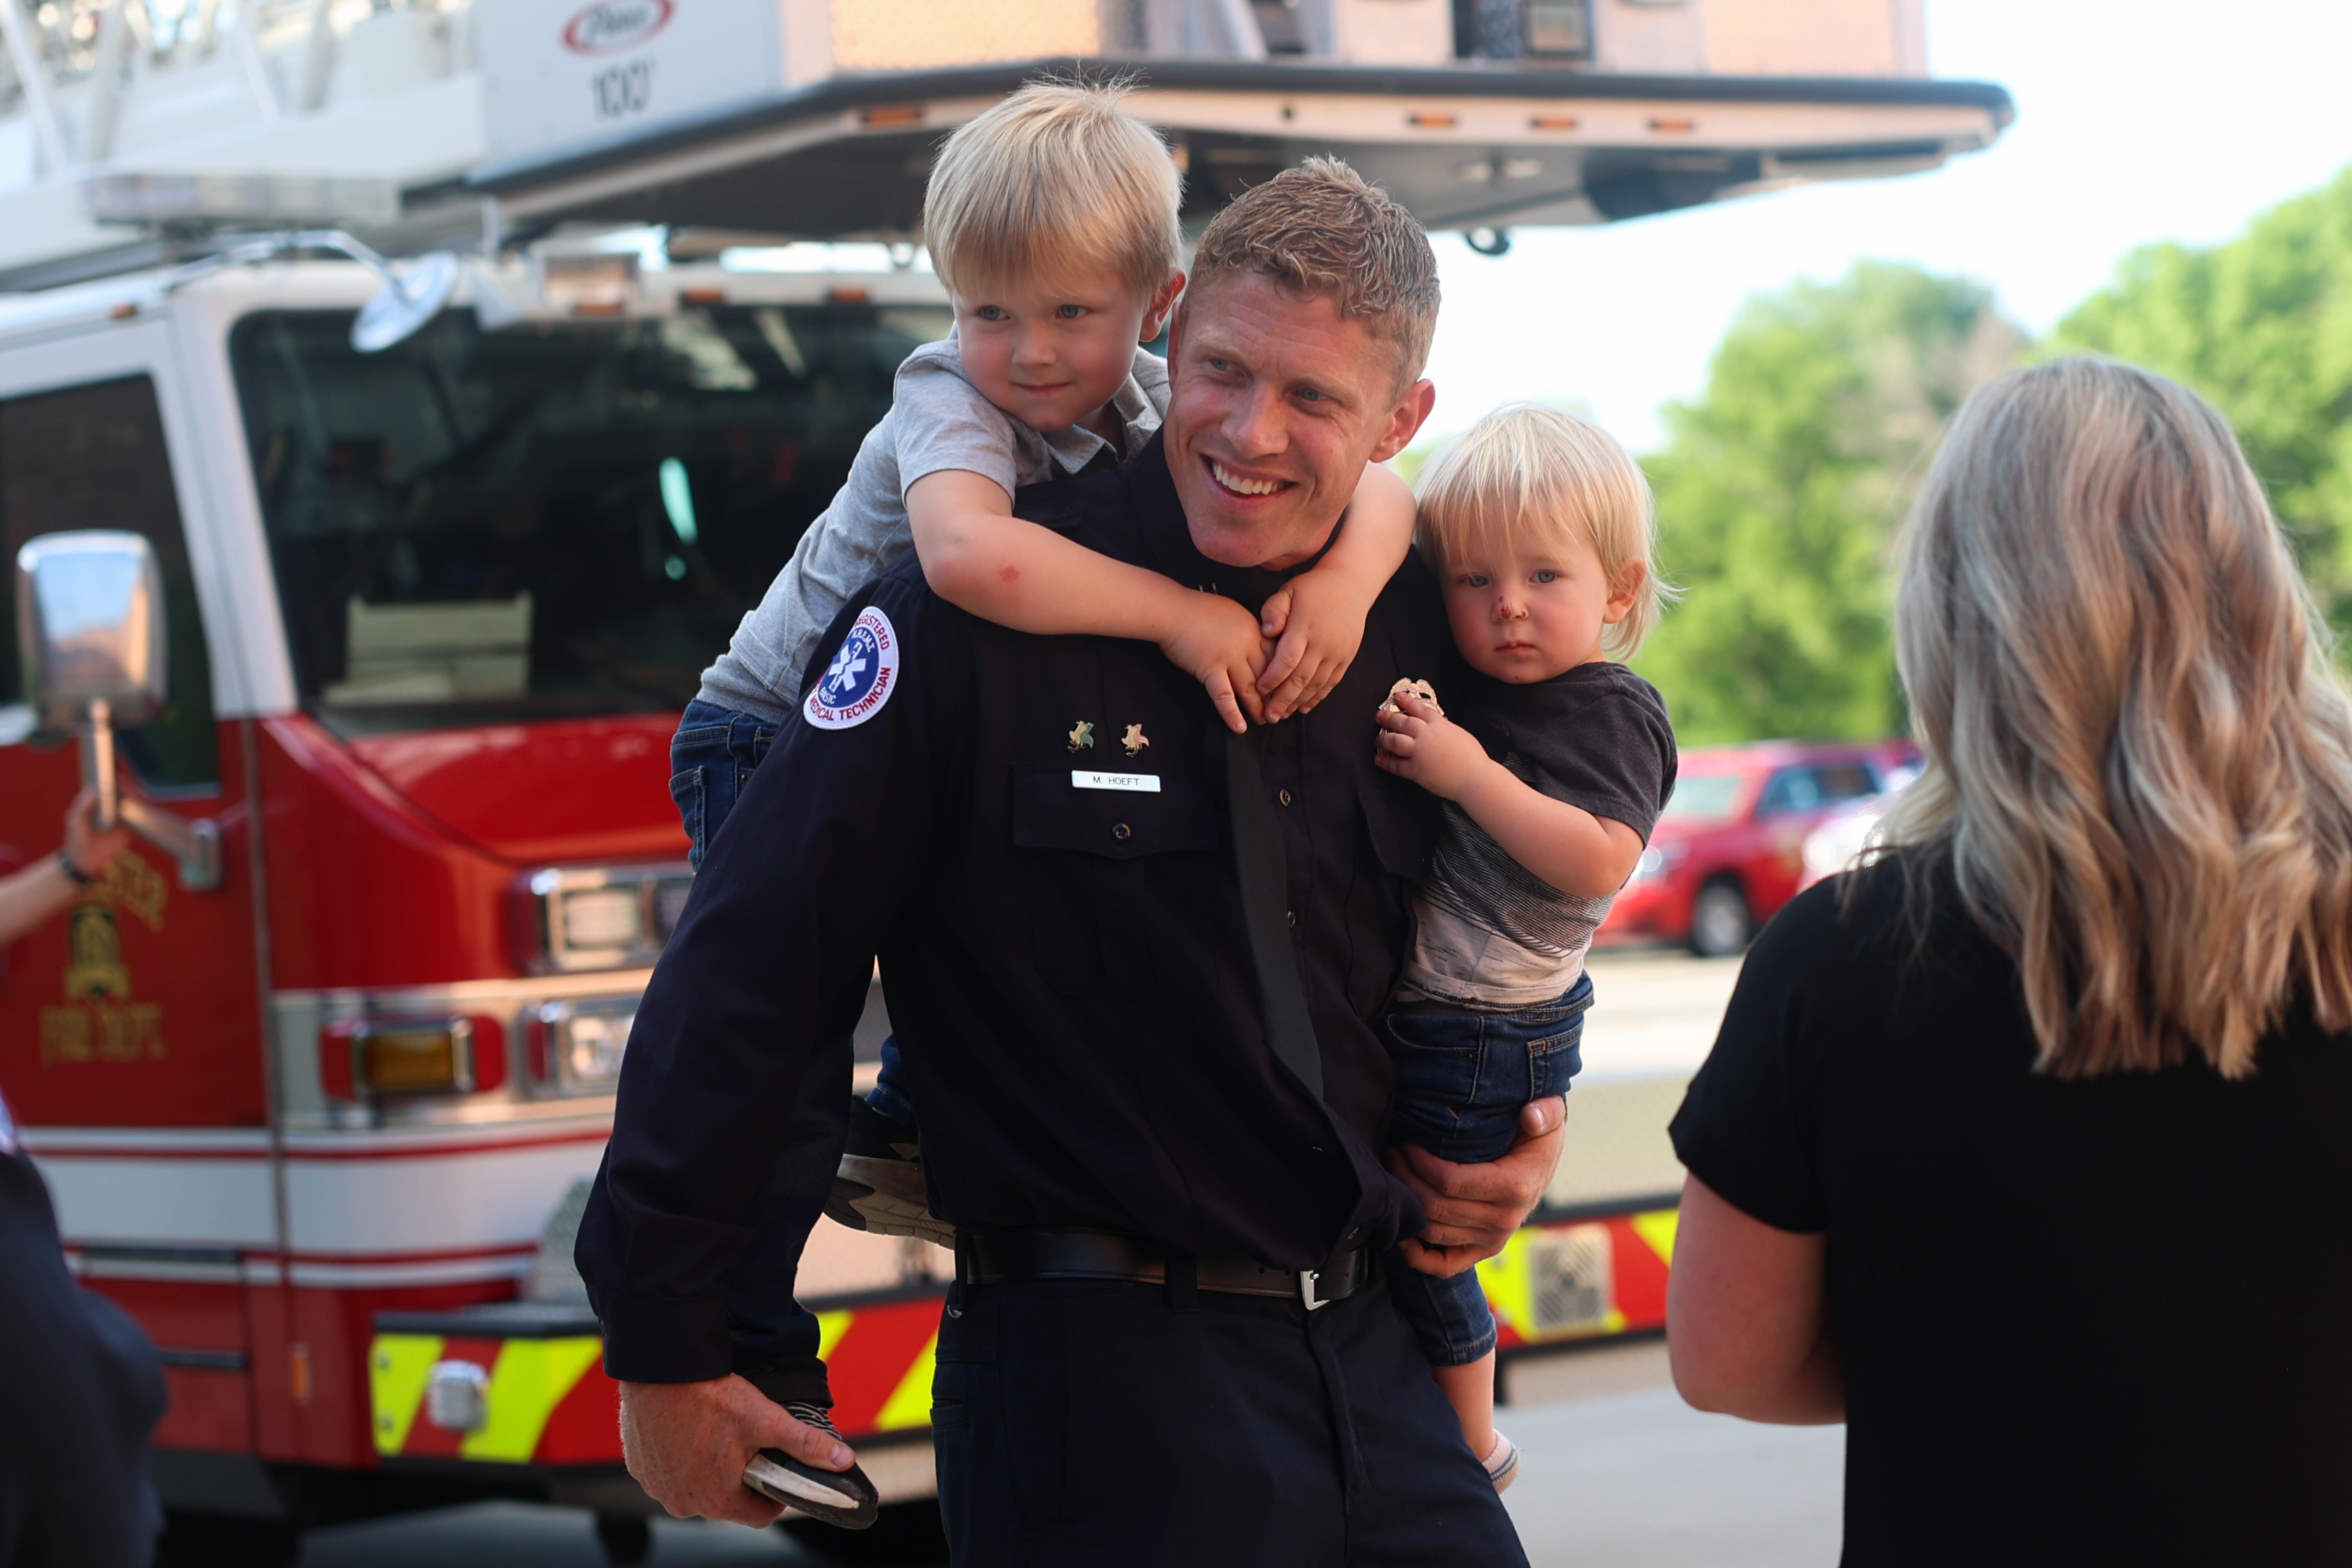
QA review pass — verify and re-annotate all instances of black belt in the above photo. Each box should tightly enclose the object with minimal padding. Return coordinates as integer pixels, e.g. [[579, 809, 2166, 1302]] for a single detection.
[[959, 1227, 1373, 1311]]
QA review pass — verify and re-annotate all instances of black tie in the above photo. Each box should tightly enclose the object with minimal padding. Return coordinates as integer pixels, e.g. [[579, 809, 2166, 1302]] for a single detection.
[[1221, 723, 1323, 1101]]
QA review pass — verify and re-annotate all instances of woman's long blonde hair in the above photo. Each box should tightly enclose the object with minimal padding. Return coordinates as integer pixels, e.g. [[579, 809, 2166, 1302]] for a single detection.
[[1879, 358, 2352, 1078]]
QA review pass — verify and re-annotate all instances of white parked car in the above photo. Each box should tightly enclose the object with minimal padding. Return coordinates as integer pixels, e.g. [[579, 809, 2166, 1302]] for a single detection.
[[1796, 765, 1922, 892]]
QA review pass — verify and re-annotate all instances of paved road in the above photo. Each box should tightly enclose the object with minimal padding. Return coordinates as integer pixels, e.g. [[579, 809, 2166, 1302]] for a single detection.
[[1579, 946, 1746, 1081], [1501, 1344, 1843, 1567], [269, 951, 1839, 1566]]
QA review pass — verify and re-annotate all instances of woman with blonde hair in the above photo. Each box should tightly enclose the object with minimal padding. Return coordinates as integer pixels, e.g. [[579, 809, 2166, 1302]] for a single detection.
[[1666, 358, 2352, 1563]]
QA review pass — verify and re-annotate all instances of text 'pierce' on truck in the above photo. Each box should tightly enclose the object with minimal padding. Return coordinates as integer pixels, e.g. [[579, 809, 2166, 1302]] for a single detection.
[[0, 1, 2007, 1559]]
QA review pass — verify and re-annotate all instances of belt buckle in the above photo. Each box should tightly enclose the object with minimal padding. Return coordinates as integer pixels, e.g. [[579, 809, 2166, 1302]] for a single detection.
[[1298, 1269, 1327, 1311]]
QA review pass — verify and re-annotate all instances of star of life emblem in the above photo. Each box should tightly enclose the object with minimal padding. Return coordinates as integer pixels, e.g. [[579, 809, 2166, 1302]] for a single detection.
[[804, 607, 901, 730]]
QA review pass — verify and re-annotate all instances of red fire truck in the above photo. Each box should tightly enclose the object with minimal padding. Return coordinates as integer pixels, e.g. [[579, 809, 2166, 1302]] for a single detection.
[[0, 250, 978, 1561], [0, 2, 2007, 1560]]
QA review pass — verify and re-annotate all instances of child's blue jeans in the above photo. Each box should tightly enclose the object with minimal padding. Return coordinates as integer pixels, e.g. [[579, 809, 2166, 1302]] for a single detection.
[[671, 698, 917, 1125], [1380, 973, 1592, 1366]]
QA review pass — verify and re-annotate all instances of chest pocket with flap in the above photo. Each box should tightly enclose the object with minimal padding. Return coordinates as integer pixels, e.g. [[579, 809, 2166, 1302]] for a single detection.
[[1011, 765, 1221, 996]]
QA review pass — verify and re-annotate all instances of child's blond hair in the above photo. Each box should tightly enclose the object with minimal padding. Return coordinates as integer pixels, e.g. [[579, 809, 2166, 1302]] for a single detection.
[[1414, 403, 1675, 658], [923, 79, 1183, 303]]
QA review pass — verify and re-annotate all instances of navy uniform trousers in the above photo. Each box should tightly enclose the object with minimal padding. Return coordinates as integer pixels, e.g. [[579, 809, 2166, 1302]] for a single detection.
[[930, 1272, 1529, 1566]]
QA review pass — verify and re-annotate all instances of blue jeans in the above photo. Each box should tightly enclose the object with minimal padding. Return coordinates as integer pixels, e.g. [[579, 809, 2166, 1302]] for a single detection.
[[672, 699, 918, 1125], [1380, 974, 1592, 1366]]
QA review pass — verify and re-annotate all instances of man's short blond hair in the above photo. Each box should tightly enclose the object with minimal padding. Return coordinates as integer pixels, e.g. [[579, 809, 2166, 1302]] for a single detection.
[[924, 80, 1183, 302], [1186, 157, 1440, 388], [1415, 403, 1677, 658]]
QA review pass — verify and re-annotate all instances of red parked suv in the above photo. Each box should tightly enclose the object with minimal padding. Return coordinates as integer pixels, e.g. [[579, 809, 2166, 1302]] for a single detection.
[[1601, 739, 1922, 956]]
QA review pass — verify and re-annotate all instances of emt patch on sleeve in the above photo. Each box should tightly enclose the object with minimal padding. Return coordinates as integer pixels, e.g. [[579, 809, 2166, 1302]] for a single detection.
[[805, 606, 901, 730]]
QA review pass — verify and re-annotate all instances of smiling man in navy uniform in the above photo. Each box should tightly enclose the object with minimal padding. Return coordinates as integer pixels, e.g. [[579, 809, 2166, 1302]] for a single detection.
[[578, 160, 1564, 1565]]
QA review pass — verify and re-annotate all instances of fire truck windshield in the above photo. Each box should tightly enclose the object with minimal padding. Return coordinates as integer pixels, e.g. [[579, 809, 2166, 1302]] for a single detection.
[[230, 301, 951, 733]]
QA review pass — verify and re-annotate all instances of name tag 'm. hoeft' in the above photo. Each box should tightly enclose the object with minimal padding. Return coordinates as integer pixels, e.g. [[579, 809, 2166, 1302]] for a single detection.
[[1072, 771, 1160, 793]]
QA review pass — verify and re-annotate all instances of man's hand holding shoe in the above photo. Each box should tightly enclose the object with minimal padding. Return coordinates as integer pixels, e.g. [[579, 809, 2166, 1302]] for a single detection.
[[620, 1375, 859, 1527]]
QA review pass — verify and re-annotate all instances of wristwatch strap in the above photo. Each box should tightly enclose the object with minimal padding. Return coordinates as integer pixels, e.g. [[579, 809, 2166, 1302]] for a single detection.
[[56, 849, 94, 886], [1220, 722, 1323, 1101]]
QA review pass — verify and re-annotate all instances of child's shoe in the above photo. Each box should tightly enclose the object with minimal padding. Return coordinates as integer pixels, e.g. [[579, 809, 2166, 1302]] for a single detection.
[[1481, 1431, 1520, 1494], [826, 1097, 954, 1248], [741, 1402, 881, 1529]]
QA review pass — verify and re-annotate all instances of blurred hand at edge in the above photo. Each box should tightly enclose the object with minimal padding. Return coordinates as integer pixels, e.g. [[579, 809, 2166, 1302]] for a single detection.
[[63, 789, 132, 882]]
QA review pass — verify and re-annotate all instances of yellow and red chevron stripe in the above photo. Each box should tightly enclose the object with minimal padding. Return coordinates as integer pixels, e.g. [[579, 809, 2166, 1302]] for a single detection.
[[813, 1295, 943, 1436], [369, 1332, 619, 1463], [366, 1294, 950, 1464]]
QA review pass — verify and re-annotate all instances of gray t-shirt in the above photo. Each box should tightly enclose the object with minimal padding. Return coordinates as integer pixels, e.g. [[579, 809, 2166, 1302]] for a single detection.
[[697, 338, 1172, 721]]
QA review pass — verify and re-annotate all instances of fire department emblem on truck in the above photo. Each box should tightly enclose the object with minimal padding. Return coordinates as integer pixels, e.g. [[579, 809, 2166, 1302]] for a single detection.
[[39, 858, 167, 1066], [805, 607, 900, 731]]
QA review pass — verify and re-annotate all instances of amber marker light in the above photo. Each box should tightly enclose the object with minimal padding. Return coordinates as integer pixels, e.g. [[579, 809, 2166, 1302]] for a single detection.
[[1650, 116, 1698, 133], [320, 1018, 506, 1100], [861, 105, 924, 127], [365, 1028, 462, 1093], [1530, 114, 1579, 131], [1408, 112, 1459, 129]]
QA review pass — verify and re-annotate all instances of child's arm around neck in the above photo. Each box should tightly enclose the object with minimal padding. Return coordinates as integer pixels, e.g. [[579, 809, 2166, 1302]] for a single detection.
[[906, 467, 1270, 732], [1253, 462, 1417, 721], [908, 457, 1419, 732]]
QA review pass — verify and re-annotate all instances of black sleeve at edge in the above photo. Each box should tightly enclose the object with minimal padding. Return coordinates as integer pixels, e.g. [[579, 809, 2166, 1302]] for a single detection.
[[1667, 882, 1839, 1235]]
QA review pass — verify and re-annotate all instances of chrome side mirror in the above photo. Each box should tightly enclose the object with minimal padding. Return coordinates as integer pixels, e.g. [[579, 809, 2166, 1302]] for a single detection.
[[15, 531, 220, 891], [353, 250, 459, 354], [162, 231, 459, 354], [17, 529, 165, 733]]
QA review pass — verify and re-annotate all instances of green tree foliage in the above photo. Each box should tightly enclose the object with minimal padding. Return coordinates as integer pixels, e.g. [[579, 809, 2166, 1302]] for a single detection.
[[1634, 262, 2022, 743], [2054, 166, 2352, 620]]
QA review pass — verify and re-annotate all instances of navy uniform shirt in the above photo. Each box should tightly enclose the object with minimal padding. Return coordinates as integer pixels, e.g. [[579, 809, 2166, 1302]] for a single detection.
[[581, 433, 1459, 1381]]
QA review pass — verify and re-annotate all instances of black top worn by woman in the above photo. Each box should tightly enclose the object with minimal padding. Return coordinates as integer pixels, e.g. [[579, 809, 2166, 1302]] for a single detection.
[[1671, 859, 2352, 1566]]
